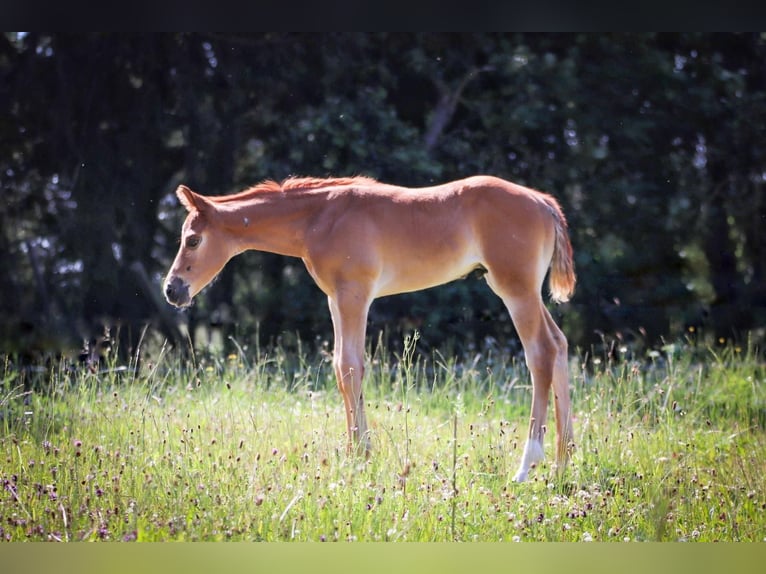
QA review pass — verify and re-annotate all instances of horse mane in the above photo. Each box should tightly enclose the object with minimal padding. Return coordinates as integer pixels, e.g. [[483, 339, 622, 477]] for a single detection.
[[211, 176, 378, 203], [280, 176, 378, 191]]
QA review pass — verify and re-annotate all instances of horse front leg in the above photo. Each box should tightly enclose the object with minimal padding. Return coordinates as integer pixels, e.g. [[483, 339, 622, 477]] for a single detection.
[[328, 292, 372, 456]]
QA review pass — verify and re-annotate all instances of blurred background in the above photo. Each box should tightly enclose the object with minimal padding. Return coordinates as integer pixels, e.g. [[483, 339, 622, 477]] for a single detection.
[[2, 33, 764, 362]]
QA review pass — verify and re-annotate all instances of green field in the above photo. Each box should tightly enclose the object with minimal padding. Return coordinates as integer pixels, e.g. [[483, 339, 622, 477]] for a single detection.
[[1, 337, 764, 542]]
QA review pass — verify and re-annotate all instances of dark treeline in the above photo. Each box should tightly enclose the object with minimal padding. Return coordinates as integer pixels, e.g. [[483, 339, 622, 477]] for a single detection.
[[2, 33, 765, 361]]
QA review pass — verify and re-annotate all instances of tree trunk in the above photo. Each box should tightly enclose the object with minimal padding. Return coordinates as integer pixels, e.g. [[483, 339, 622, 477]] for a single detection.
[[702, 173, 746, 341]]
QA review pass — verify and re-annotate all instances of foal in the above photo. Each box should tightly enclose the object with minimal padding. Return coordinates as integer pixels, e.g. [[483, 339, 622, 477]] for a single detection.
[[164, 175, 576, 482]]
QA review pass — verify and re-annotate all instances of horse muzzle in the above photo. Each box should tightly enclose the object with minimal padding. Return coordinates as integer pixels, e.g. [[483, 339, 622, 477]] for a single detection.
[[164, 276, 192, 307]]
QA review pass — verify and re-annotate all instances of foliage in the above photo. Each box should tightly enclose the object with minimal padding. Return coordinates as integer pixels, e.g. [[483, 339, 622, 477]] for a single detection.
[[1, 33, 766, 359], [1, 339, 764, 542]]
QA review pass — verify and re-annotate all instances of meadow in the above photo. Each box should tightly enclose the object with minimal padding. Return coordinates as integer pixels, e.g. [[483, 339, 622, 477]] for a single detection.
[[1, 335, 764, 542]]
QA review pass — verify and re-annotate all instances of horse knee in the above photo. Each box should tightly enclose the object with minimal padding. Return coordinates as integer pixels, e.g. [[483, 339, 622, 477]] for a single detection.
[[551, 325, 568, 358], [334, 355, 364, 394], [528, 324, 568, 376], [525, 338, 556, 382]]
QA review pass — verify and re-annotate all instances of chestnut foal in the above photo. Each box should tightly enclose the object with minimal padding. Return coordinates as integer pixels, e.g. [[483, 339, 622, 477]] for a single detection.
[[164, 175, 575, 481]]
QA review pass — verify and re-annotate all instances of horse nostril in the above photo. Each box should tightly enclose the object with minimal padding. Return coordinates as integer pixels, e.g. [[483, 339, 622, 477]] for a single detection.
[[164, 276, 191, 307]]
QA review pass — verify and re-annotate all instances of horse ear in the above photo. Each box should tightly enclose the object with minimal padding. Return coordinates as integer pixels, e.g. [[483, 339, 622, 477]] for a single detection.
[[176, 185, 204, 213]]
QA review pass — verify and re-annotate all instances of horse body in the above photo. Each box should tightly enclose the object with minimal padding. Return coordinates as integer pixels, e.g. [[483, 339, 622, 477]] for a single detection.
[[164, 175, 575, 482]]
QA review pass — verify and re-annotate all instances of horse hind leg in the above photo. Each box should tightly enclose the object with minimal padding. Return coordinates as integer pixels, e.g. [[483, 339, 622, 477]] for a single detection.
[[487, 278, 572, 482], [543, 308, 574, 474]]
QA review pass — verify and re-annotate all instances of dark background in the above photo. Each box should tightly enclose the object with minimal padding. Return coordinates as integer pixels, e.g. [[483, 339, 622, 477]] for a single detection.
[[2, 33, 764, 361]]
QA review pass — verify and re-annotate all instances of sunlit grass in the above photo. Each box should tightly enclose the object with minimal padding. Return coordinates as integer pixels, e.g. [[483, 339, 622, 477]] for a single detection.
[[1, 337, 764, 541]]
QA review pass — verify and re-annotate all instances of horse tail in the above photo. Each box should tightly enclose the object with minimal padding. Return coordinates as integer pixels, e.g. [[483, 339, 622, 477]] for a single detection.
[[541, 195, 576, 303]]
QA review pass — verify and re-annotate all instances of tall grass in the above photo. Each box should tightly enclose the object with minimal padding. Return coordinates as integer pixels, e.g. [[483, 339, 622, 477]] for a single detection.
[[1, 337, 764, 541]]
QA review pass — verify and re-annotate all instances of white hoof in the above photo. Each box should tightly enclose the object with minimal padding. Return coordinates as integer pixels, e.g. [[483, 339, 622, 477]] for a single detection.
[[512, 468, 529, 482], [513, 439, 545, 483]]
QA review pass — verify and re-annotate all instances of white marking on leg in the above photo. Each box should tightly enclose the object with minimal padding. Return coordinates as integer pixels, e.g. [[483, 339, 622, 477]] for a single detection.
[[513, 438, 545, 482]]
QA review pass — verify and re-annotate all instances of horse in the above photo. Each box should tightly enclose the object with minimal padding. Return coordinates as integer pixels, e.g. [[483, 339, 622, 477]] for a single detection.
[[163, 175, 576, 482]]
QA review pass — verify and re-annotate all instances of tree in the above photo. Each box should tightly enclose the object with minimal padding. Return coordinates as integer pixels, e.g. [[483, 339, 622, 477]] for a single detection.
[[2, 33, 764, 361]]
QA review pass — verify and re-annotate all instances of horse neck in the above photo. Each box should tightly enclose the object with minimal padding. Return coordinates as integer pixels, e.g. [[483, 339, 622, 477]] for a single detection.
[[216, 191, 322, 258]]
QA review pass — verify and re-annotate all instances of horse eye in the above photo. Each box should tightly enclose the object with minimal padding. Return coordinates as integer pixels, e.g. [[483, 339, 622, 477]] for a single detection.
[[186, 235, 202, 249]]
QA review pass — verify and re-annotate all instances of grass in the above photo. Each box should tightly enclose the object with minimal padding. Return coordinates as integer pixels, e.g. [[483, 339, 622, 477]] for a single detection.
[[1, 335, 764, 542]]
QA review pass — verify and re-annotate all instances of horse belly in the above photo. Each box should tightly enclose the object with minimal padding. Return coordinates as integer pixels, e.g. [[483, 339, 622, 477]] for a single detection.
[[374, 242, 481, 297]]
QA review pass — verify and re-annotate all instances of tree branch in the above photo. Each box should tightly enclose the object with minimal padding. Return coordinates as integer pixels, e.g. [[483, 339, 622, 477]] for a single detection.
[[423, 65, 493, 152]]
